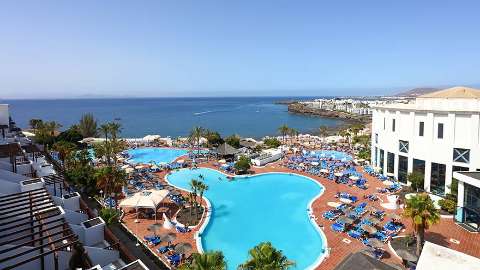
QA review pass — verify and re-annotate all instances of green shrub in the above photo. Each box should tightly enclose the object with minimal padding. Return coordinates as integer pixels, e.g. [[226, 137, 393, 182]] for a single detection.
[[234, 156, 251, 174], [263, 138, 281, 148], [438, 198, 456, 214], [99, 208, 120, 225]]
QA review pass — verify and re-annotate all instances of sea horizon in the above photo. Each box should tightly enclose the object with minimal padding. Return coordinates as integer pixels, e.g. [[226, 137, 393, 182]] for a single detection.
[[3, 96, 345, 139]]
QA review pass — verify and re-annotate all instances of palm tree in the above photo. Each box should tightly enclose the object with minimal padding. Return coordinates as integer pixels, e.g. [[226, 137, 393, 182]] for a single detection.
[[288, 128, 298, 145], [108, 122, 122, 141], [319, 125, 328, 139], [99, 123, 110, 141], [190, 179, 201, 206], [238, 242, 295, 270], [94, 166, 111, 198], [197, 181, 209, 217], [29, 119, 43, 133], [403, 193, 440, 256], [52, 141, 77, 170], [189, 126, 205, 155], [178, 251, 227, 270], [78, 113, 98, 138], [277, 124, 289, 143]]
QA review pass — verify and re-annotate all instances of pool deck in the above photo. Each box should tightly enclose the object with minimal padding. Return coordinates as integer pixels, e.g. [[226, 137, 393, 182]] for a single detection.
[[122, 157, 480, 270]]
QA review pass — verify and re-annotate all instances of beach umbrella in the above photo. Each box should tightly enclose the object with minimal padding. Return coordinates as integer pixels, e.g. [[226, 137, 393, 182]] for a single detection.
[[148, 223, 162, 235], [367, 238, 384, 248], [327, 202, 341, 208], [159, 232, 176, 242], [389, 213, 401, 220], [163, 213, 174, 229], [337, 216, 354, 224], [339, 198, 352, 204], [320, 169, 329, 173], [174, 243, 193, 254], [361, 224, 378, 234], [395, 249, 418, 262]]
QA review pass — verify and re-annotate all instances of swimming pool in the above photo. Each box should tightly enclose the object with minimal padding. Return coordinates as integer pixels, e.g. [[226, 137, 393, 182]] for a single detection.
[[308, 150, 353, 161], [167, 168, 326, 269], [126, 148, 188, 164]]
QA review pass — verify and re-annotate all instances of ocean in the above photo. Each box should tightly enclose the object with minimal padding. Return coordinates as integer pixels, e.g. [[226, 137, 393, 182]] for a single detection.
[[2, 97, 343, 139]]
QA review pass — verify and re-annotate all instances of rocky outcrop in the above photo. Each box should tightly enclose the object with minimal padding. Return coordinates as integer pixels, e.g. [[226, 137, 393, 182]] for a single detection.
[[287, 102, 364, 121]]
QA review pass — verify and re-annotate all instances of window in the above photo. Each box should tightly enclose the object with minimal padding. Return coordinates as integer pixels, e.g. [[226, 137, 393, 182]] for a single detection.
[[383, 118, 386, 130], [438, 123, 444, 139], [379, 149, 385, 173], [375, 133, 378, 144], [392, 119, 396, 132], [413, 159, 425, 176], [453, 148, 470, 163], [399, 140, 409, 153], [398, 155, 408, 184], [431, 162, 446, 195], [387, 152, 395, 174], [419, 121, 424, 136]]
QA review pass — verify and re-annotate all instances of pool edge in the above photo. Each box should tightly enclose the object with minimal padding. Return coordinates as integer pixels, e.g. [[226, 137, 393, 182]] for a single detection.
[[164, 167, 329, 270]]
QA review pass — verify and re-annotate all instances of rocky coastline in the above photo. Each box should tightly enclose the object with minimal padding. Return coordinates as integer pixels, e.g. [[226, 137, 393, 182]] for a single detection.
[[286, 102, 371, 134]]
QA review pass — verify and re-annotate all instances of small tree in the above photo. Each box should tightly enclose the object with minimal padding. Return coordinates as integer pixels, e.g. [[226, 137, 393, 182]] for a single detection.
[[99, 208, 120, 225], [403, 193, 440, 256], [408, 171, 425, 192], [78, 113, 98, 138], [263, 138, 281, 148], [178, 251, 227, 270], [278, 124, 290, 143], [319, 125, 328, 138], [234, 156, 251, 174], [225, 134, 241, 148], [238, 242, 295, 270]]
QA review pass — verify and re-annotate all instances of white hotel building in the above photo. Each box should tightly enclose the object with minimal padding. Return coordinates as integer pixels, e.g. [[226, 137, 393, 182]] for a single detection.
[[371, 87, 480, 230]]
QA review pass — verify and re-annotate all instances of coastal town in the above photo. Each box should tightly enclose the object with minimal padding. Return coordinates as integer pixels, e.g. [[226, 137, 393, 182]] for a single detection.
[[0, 86, 479, 270]]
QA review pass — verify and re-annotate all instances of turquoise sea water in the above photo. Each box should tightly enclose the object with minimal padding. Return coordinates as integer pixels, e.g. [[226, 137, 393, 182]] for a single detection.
[[4, 97, 343, 138], [167, 168, 325, 270], [126, 148, 188, 164]]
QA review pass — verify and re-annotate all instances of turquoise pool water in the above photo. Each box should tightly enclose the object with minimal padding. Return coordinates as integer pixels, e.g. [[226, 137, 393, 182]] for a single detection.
[[127, 148, 188, 164], [167, 168, 326, 269], [309, 150, 353, 161]]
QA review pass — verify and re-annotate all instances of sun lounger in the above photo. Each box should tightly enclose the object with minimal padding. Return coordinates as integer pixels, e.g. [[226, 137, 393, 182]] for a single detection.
[[176, 226, 191, 233], [331, 222, 345, 232]]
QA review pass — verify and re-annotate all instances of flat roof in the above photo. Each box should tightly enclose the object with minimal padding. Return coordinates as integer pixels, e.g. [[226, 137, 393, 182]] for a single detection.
[[456, 171, 480, 181], [416, 241, 480, 270]]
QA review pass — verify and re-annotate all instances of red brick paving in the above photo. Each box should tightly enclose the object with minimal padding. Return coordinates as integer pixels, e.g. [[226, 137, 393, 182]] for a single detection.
[[122, 156, 480, 269]]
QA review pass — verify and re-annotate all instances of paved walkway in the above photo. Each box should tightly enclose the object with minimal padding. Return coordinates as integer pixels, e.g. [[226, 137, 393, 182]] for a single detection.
[[121, 157, 480, 270]]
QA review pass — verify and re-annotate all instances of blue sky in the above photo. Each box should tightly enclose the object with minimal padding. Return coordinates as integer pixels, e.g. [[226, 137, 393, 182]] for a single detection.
[[1, 0, 479, 98]]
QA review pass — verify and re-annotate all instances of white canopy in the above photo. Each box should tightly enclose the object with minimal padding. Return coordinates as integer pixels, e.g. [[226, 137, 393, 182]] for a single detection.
[[119, 189, 170, 210], [143, 134, 161, 141]]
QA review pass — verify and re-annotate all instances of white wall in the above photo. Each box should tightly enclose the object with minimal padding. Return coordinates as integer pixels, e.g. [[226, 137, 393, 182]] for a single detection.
[[371, 106, 480, 194]]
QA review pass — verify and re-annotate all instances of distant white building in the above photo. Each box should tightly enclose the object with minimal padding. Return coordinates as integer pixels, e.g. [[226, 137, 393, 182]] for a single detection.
[[371, 86, 480, 196]]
